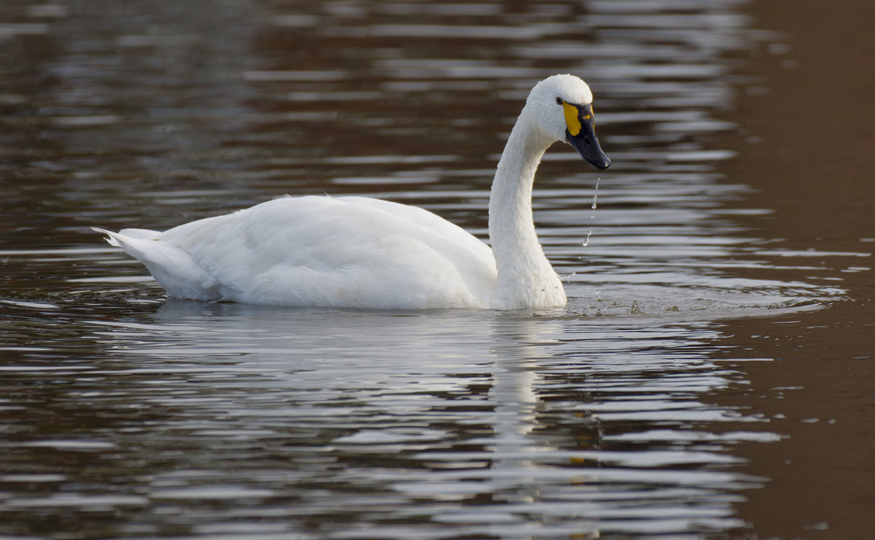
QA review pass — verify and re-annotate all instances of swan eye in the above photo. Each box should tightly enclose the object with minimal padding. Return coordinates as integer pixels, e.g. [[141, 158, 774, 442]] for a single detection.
[[555, 97, 563, 105]]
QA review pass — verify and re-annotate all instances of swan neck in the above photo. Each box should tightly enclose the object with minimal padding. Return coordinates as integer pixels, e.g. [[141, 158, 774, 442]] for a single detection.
[[487, 107, 559, 307]]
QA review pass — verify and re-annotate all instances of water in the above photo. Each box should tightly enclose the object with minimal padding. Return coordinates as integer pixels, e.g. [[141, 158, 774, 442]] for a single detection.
[[1, 0, 872, 539], [0, 303, 775, 538]]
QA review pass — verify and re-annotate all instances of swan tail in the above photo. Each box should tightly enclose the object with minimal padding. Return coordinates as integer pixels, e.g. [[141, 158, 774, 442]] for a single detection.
[[92, 227, 222, 301], [92, 227, 123, 248]]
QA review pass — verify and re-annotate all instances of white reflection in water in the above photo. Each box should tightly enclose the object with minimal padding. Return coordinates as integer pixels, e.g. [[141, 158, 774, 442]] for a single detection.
[[13, 301, 763, 538]]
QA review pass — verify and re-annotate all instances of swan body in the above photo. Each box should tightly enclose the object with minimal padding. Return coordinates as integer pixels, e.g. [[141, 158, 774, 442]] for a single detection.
[[96, 74, 610, 310]]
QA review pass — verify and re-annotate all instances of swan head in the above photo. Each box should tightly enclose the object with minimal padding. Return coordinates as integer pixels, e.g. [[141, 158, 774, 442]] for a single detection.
[[528, 74, 611, 170]]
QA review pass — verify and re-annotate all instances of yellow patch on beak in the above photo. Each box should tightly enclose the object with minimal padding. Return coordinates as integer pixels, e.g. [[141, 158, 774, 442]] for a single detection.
[[562, 102, 582, 136]]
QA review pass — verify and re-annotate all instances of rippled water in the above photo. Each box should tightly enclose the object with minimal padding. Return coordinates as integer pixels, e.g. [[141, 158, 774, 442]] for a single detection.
[[0, 1, 861, 539]]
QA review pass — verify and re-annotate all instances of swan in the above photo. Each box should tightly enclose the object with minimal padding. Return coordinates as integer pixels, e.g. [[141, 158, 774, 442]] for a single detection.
[[95, 74, 610, 310]]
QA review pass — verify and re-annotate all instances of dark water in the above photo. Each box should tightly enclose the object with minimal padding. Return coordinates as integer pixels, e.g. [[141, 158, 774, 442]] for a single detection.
[[1, 1, 872, 539]]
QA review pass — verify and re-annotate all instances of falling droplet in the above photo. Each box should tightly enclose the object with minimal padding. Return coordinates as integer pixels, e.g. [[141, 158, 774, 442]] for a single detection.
[[591, 177, 600, 218], [583, 178, 600, 247]]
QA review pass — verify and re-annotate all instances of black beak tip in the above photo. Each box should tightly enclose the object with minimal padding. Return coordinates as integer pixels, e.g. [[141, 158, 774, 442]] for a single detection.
[[593, 156, 611, 170], [581, 146, 611, 171]]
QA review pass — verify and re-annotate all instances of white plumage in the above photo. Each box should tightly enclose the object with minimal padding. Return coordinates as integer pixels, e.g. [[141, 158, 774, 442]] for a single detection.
[[95, 74, 610, 310]]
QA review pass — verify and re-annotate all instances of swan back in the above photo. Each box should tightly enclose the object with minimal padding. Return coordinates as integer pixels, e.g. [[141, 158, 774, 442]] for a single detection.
[[101, 197, 498, 309]]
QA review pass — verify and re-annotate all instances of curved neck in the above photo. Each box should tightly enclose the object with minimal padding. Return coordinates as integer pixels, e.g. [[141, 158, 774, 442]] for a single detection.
[[487, 107, 559, 307]]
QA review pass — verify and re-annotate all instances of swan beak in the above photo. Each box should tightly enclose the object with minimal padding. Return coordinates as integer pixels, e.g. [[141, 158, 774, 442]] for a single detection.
[[564, 104, 611, 170]]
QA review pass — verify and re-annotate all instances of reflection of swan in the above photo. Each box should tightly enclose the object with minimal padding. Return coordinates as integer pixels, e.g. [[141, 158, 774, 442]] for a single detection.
[[95, 74, 610, 309]]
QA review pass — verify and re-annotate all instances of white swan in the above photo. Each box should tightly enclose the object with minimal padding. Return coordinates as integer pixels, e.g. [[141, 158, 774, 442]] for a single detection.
[[95, 74, 610, 310]]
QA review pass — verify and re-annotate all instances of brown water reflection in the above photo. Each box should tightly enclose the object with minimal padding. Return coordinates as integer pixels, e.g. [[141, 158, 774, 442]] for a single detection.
[[709, 1, 875, 538], [0, 0, 872, 539]]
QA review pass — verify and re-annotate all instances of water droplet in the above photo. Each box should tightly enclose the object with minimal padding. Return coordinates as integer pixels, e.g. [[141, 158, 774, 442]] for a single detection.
[[591, 177, 600, 218], [583, 178, 600, 246]]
